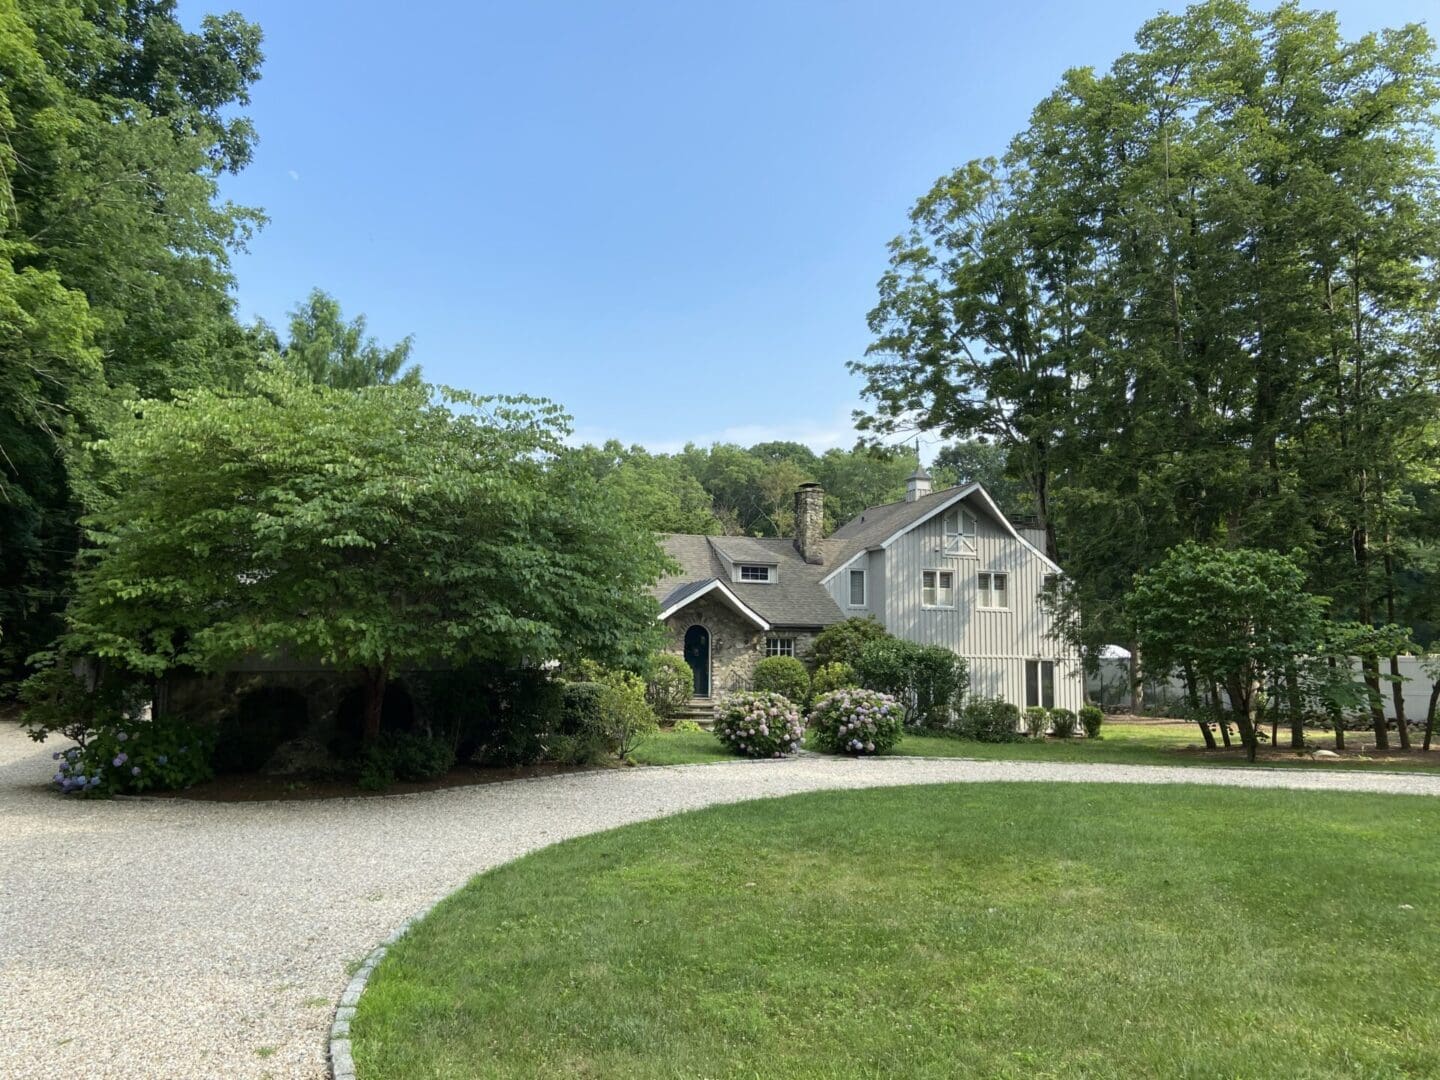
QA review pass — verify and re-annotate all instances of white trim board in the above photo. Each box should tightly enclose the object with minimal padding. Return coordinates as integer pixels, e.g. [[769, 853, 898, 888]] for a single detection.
[[657, 578, 771, 630]]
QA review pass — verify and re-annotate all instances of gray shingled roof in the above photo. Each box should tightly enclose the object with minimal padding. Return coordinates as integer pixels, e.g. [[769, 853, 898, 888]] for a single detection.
[[652, 485, 981, 630], [652, 534, 849, 629], [829, 484, 967, 551]]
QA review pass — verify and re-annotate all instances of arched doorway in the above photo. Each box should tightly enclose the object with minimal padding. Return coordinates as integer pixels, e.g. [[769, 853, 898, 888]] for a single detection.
[[683, 625, 710, 697]]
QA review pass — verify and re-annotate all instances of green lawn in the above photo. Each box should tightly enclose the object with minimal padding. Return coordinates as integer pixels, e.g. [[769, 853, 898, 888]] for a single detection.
[[629, 727, 735, 765], [630, 721, 1440, 771], [353, 784, 1440, 1078]]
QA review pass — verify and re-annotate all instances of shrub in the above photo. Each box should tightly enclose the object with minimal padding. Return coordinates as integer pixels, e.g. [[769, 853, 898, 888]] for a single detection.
[[752, 656, 810, 704], [356, 730, 457, 791], [645, 653, 693, 719], [810, 617, 890, 669], [712, 692, 804, 759], [1049, 708, 1077, 738], [49, 714, 214, 798], [595, 678, 659, 760], [215, 687, 309, 773], [811, 661, 859, 698], [470, 669, 565, 766], [1024, 706, 1049, 738], [807, 688, 904, 755], [956, 696, 1022, 743], [672, 719, 704, 734], [552, 681, 611, 763], [1080, 704, 1104, 739], [854, 638, 968, 729]]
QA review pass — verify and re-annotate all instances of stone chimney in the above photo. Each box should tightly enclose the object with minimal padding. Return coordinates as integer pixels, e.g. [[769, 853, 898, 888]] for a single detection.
[[905, 466, 932, 502], [794, 482, 825, 565]]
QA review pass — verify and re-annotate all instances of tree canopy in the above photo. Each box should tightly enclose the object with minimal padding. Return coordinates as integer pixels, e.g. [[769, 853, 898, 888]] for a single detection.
[[53, 367, 670, 738]]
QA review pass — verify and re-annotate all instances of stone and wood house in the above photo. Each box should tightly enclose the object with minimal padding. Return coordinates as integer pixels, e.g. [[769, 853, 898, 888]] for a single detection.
[[652, 470, 1083, 716]]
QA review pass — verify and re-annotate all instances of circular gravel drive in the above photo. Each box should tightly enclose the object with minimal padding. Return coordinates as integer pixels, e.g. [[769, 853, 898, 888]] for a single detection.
[[4, 722, 1440, 1079]]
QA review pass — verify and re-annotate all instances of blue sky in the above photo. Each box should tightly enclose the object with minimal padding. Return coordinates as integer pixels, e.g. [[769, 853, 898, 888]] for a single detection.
[[208, 0, 1434, 457]]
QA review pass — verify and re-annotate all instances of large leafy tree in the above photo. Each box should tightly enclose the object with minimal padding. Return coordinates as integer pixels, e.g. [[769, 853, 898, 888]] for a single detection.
[[857, 0, 1440, 679], [0, 0, 266, 687], [50, 368, 670, 740]]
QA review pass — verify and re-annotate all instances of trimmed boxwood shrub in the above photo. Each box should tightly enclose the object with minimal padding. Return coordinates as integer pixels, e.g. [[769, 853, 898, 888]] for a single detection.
[[811, 661, 859, 698], [1049, 707, 1078, 738], [752, 656, 810, 704], [956, 696, 1022, 743], [1080, 704, 1104, 739], [713, 691, 804, 759], [1024, 706, 1049, 738], [807, 688, 904, 755]]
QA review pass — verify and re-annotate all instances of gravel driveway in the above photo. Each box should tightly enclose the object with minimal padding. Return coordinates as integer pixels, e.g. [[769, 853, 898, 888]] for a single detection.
[[4, 721, 1440, 1080]]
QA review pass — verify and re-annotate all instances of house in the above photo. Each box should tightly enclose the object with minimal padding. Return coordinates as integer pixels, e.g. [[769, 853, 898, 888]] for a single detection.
[[651, 469, 1084, 714]]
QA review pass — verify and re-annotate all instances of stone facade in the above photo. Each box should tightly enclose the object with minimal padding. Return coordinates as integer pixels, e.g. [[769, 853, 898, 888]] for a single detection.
[[662, 598, 818, 698]]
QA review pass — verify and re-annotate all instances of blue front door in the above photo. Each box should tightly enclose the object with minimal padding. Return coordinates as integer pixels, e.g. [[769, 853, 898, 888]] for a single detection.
[[683, 625, 710, 697]]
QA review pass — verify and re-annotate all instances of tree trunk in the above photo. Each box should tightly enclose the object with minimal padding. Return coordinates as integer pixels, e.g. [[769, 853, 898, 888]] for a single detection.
[[1129, 642, 1144, 715], [1424, 680, 1440, 753], [1184, 663, 1216, 749], [1208, 680, 1232, 747], [1285, 666, 1304, 749], [1326, 655, 1345, 751], [1390, 654, 1410, 750], [1361, 654, 1388, 749], [1225, 674, 1259, 763], [361, 666, 388, 743]]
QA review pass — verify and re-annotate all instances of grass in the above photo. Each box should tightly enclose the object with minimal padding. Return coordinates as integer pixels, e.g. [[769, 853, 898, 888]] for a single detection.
[[629, 727, 735, 765], [630, 721, 1440, 771], [353, 783, 1440, 1078]]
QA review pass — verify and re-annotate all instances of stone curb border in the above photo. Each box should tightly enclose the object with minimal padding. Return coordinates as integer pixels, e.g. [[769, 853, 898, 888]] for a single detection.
[[329, 903, 437, 1080]]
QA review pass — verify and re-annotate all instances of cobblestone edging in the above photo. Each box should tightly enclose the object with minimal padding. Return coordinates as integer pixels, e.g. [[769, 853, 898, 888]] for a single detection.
[[329, 905, 437, 1080]]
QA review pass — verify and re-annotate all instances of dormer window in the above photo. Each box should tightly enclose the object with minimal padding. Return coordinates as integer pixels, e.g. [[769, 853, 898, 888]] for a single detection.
[[738, 565, 774, 583], [943, 508, 978, 555]]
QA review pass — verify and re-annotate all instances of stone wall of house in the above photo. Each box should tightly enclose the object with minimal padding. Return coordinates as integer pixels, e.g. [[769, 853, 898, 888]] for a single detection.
[[662, 601, 820, 697]]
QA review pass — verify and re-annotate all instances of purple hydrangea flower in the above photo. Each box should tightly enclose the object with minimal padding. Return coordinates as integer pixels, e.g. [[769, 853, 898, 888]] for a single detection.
[[116, 732, 129, 743], [113, 753, 128, 767], [131, 766, 141, 776]]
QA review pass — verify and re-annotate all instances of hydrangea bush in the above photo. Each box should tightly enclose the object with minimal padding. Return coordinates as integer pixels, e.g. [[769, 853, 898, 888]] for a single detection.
[[712, 691, 804, 758], [50, 715, 213, 797], [806, 688, 904, 756]]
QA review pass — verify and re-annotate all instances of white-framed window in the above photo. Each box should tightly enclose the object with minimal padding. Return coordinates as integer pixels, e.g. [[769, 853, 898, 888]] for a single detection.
[[978, 571, 1009, 610], [765, 637, 795, 657], [922, 570, 954, 608], [1026, 660, 1056, 709], [943, 507, 978, 555], [848, 568, 866, 607], [738, 564, 773, 583]]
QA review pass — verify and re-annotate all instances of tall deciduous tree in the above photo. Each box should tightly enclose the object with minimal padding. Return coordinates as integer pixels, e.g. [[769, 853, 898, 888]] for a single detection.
[[50, 368, 669, 740], [282, 288, 420, 388], [0, 0, 266, 687]]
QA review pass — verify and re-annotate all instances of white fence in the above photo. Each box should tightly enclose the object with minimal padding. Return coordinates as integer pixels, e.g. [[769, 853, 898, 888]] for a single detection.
[[1086, 656, 1438, 721]]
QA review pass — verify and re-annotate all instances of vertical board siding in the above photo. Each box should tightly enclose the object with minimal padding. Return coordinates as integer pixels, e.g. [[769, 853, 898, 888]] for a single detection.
[[824, 551, 885, 621], [879, 495, 1083, 710]]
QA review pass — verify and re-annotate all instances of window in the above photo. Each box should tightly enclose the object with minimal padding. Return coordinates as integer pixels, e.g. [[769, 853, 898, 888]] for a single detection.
[[922, 570, 954, 608], [1042, 573, 1058, 594], [765, 637, 795, 657], [943, 507, 978, 555], [738, 565, 772, 583], [977, 571, 1009, 610], [848, 569, 866, 607], [1026, 660, 1056, 709]]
